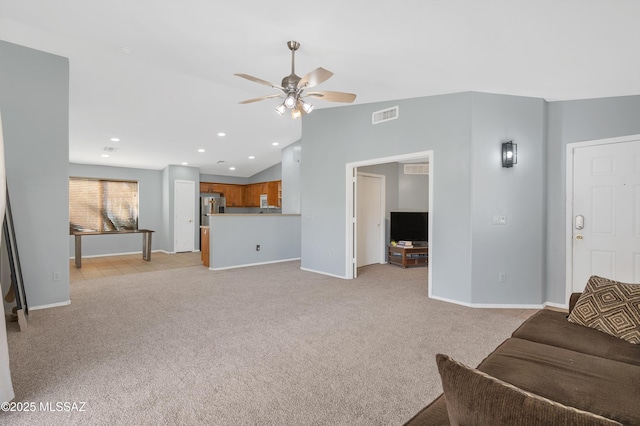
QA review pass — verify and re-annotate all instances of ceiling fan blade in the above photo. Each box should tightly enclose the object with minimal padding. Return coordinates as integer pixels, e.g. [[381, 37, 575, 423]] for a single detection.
[[234, 73, 283, 90], [297, 67, 333, 89], [307, 91, 357, 103], [238, 94, 282, 104]]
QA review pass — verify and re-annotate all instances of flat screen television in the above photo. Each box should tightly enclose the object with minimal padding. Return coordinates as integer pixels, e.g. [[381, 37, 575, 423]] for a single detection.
[[390, 211, 428, 245]]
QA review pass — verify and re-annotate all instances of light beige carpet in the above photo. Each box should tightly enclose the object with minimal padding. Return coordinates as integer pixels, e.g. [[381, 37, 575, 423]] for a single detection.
[[4, 261, 525, 425]]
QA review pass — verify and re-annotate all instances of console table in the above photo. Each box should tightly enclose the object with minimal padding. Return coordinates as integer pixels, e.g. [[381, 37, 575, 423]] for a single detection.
[[72, 229, 154, 268], [388, 244, 428, 268]]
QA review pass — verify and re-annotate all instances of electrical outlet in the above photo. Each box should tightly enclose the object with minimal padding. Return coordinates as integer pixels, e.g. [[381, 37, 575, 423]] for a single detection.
[[498, 272, 506, 282], [53, 271, 61, 281], [256, 245, 260, 251]]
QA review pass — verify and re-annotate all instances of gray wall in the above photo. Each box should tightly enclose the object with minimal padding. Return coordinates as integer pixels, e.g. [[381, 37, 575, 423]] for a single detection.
[[545, 95, 640, 304], [398, 166, 429, 211], [248, 162, 281, 183], [301, 93, 473, 302], [199, 173, 248, 186], [209, 215, 301, 269], [282, 141, 302, 214], [301, 92, 547, 305], [469, 93, 546, 304], [0, 40, 70, 308], [68, 163, 165, 256]]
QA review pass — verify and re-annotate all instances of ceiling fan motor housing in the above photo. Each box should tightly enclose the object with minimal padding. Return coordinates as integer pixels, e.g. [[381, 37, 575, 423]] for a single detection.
[[281, 74, 301, 91]]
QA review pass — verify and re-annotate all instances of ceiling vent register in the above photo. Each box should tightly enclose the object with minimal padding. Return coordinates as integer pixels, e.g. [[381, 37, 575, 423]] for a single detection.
[[404, 163, 429, 175], [372, 106, 399, 125]]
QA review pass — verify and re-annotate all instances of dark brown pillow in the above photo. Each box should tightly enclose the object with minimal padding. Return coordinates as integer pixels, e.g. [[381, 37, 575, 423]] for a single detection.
[[435, 354, 621, 426], [567, 275, 640, 344]]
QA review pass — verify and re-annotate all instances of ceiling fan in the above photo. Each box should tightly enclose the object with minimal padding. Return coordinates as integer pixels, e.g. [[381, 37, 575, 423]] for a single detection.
[[235, 40, 356, 119]]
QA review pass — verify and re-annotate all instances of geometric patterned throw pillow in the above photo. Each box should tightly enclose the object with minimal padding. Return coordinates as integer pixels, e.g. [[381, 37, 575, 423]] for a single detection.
[[567, 275, 640, 344]]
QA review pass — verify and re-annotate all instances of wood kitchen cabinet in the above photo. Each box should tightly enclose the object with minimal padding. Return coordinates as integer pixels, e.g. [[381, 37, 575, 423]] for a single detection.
[[199, 182, 216, 193], [267, 181, 281, 207], [200, 226, 209, 267], [200, 180, 281, 207], [218, 184, 244, 206], [244, 184, 259, 207]]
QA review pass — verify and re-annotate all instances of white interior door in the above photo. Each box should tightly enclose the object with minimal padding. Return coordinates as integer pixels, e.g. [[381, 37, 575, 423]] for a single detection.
[[572, 139, 640, 292], [174, 180, 195, 253], [357, 173, 384, 267]]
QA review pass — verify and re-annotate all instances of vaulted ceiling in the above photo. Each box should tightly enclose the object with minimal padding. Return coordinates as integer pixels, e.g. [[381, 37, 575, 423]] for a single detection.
[[1, 1, 639, 176]]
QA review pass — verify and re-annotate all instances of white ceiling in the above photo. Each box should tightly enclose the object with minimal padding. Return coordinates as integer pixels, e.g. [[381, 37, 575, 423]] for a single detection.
[[1, 0, 639, 177]]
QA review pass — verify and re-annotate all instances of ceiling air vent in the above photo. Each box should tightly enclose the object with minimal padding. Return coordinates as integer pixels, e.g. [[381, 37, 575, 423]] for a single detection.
[[404, 163, 429, 175], [103, 147, 118, 152], [372, 106, 399, 125]]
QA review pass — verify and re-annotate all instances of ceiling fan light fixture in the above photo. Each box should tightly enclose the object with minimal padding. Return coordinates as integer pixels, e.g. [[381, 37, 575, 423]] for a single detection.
[[236, 40, 356, 119], [284, 94, 297, 109], [301, 101, 314, 114]]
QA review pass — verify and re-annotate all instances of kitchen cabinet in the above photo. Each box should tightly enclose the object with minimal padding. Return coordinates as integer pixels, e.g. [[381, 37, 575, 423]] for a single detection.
[[200, 226, 210, 267], [267, 181, 281, 207], [244, 184, 259, 207], [224, 184, 244, 207], [200, 180, 280, 208], [199, 182, 217, 193]]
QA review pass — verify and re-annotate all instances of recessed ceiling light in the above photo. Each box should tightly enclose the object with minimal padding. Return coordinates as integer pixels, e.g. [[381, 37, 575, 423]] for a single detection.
[[248, 156, 255, 159], [218, 132, 226, 137], [101, 154, 110, 158], [198, 149, 205, 153], [110, 137, 120, 142], [181, 162, 188, 165], [229, 167, 236, 171], [272, 142, 279, 146]]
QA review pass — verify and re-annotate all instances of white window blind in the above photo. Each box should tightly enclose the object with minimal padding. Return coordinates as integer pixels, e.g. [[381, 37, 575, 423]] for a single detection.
[[69, 177, 139, 232]]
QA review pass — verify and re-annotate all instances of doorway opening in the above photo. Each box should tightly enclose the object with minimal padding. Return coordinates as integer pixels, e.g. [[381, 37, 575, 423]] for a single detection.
[[346, 150, 433, 293]]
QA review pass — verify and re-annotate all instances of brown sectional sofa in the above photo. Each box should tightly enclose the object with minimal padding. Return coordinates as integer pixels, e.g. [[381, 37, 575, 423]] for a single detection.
[[404, 294, 640, 425]]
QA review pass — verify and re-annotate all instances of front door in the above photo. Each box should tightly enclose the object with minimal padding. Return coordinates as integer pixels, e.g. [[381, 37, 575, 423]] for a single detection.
[[572, 139, 640, 292], [174, 180, 195, 253]]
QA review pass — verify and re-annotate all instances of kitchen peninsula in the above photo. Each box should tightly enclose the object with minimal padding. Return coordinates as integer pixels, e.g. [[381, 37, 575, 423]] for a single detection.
[[202, 213, 301, 270]]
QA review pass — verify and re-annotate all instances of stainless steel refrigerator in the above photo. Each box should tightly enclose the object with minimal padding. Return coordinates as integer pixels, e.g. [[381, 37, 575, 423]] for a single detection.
[[200, 195, 226, 226]]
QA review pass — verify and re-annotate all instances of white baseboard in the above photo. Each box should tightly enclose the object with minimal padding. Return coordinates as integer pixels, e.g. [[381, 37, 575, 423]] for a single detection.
[[544, 301, 569, 310], [211, 258, 301, 271], [29, 300, 71, 311], [429, 294, 547, 310], [299, 267, 348, 280]]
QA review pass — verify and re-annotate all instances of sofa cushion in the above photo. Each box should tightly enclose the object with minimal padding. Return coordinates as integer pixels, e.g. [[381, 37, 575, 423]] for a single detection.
[[402, 395, 450, 426], [435, 354, 621, 426], [512, 309, 640, 366], [567, 275, 640, 344], [477, 338, 640, 425]]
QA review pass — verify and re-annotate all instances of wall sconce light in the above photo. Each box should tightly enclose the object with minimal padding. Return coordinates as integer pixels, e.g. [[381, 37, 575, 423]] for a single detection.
[[502, 141, 517, 168]]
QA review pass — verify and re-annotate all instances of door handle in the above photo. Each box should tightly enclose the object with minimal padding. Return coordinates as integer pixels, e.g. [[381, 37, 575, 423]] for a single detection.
[[575, 215, 584, 230]]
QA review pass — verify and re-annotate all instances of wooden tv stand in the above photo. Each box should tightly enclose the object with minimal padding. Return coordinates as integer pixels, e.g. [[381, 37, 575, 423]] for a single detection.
[[388, 244, 428, 268]]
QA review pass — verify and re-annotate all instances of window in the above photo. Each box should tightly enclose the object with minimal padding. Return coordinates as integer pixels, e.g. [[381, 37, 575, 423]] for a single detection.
[[69, 177, 139, 233]]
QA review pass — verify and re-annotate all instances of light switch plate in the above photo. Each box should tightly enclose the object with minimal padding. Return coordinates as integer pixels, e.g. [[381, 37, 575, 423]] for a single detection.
[[493, 215, 507, 225]]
